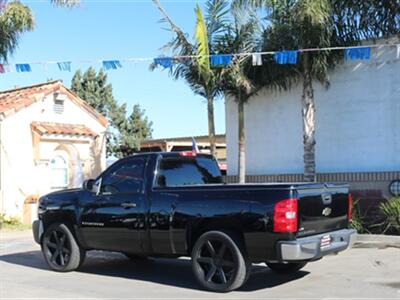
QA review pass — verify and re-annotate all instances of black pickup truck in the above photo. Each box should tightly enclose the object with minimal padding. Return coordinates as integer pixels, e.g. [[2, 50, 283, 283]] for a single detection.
[[33, 151, 356, 292]]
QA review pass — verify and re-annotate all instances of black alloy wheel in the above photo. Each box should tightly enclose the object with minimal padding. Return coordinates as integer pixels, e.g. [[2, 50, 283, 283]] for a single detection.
[[44, 228, 70, 267], [191, 231, 251, 292], [41, 223, 85, 272]]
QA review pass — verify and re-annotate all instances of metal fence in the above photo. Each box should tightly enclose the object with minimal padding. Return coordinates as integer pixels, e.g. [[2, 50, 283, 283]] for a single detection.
[[224, 171, 400, 183]]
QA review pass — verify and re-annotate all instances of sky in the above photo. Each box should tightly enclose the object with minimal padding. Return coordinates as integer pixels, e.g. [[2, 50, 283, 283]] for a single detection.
[[0, 0, 226, 139]]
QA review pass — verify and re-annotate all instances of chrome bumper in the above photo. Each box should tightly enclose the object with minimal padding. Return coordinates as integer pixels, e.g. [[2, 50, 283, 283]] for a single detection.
[[32, 220, 43, 244], [278, 229, 357, 261]]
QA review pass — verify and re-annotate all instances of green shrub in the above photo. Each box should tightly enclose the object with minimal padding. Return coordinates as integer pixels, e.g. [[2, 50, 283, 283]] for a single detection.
[[0, 214, 21, 225], [350, 199, 371, 234], [379, 197, 400, 235]]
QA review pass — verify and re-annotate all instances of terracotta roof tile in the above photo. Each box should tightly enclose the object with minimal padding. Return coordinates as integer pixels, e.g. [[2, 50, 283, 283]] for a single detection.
[[0, 81, 108, 127], [31, 122, 98, 137]]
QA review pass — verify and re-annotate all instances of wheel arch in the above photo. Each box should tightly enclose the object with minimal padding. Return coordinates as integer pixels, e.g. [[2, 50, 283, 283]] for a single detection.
[[41, 211, 85, 247], [186, 219, 247, 254]]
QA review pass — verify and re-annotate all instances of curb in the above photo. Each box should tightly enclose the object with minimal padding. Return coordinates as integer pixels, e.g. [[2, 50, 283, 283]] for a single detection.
[[353, 234, 400, 249]]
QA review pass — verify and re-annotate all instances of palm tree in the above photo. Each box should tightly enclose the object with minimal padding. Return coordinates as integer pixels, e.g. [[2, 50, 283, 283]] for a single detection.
[[242, 0, 399, 182], [51, 0, 80, 6], [0, 1, 34, 62], [215, 4, 263, 183], [152, 0, 228, 157], [0, 0, 79, 63]]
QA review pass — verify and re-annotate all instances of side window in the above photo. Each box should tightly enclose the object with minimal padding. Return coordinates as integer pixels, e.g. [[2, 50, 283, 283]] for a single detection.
[[156, 157, 222, 187], [100, 158, 145, 194]]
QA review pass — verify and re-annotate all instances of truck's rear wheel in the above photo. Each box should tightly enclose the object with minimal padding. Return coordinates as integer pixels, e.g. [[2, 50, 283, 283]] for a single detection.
[[266, 262, 307, 274], [41, 223, 85, 272], [191, 231, 251, 292]]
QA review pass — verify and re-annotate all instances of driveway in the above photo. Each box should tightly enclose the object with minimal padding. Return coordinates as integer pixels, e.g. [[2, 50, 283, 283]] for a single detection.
[[1, 230, 399, 299]]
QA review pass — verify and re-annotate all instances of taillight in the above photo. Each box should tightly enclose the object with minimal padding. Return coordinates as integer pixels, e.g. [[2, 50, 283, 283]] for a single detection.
[[273, 198, 298, 233], [348, 193, 353, 221], [178, 151, 196, 157]]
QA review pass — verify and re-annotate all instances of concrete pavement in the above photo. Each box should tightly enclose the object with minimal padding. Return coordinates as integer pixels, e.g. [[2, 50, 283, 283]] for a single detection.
[[1, 230, 399, 299]]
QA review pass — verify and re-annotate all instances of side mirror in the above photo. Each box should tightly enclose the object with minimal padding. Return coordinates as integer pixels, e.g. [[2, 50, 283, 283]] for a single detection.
[[82, 179, 95, 191]]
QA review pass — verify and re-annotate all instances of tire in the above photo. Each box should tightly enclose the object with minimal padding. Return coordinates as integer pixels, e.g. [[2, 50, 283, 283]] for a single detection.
[[41, 223, 86, 272], [266, 262, 307, 274], [191, 231, 251, 292]]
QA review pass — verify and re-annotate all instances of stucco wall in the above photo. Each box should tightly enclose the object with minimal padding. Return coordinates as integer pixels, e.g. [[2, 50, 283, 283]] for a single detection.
[[226, 44, 400, 176], [0, 92, 107, 217]]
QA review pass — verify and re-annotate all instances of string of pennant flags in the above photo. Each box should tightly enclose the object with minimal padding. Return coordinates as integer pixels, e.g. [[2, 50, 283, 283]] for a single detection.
[[0, 43, 399, 74]]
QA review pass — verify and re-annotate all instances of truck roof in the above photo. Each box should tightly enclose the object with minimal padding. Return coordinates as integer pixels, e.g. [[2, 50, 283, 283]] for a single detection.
[[121, 151, 214, 160]]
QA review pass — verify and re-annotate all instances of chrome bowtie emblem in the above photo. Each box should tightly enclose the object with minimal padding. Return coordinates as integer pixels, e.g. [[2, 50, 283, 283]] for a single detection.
[[322, 207, 332, 216]]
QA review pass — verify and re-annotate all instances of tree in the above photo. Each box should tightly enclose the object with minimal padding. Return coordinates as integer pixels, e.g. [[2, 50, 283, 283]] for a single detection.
[[114, 104, 153, 157], [215, 3, 263, 183], [152, 0, 228, 157], [51, 0, 80, 7], [0, 0, 79, 63], [71, 67, 116, 117], [0, 1, 34, 62], [71, 68, 153, 158], [153, 0, 263, 182], [244, 0, 399, 181]]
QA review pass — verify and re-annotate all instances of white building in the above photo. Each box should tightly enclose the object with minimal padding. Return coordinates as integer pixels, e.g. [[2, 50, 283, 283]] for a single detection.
[[225, 41, 400, 198], [0, 81, 108, 223]]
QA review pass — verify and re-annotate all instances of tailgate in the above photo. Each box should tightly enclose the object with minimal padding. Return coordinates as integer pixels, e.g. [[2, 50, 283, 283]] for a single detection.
[[296, 184, 349, 237]]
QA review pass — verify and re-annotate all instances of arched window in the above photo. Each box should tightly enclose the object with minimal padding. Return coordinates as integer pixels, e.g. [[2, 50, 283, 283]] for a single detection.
[[50, 155, 69, 189]]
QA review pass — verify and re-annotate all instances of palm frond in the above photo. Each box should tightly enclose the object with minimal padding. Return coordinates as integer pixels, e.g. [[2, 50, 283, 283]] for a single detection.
[[332, 0, 400, 42], [205, 0, 230, 45], [0, 1, 34, 62], [152, 0, 193, 57], [51, 0, 80, 7], [195, 4, 211, 81]]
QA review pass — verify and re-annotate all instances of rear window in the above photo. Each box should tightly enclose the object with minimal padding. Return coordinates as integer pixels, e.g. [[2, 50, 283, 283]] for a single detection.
[[155, 156, 222, 187]]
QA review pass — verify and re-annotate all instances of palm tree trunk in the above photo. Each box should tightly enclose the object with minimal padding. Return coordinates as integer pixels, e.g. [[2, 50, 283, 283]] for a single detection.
[[302, 53, 316, 182], [207, 96, 217, 157], [238, 97, 245, 183]]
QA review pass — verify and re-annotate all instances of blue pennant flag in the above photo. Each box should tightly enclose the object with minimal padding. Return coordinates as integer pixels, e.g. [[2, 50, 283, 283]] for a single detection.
[[210, 54, 232, 67], [102, 60, 122, 70], [345, 47, 371, 61], [274, 51, 298, 64], [154, 57, 173, 69], [57, 61, 71, 72], [15, 64, 31, 72]]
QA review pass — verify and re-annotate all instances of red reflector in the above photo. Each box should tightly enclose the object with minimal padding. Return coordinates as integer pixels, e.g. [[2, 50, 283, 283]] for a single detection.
[[273, 198, 298, 233], [348, 193, 353, 221], [178, 151, 196, 157]]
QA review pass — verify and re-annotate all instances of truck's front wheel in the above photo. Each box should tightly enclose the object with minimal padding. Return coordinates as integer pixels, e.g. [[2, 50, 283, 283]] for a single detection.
[[191, 231, 251, 292], [41, 223, 85, 272]]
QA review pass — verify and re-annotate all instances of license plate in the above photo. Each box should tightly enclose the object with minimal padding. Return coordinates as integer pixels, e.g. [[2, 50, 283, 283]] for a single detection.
[[320, 235, 331, 249]]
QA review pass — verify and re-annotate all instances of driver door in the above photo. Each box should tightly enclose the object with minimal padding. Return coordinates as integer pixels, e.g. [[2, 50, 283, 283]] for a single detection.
[[80, 157, 146, 254]]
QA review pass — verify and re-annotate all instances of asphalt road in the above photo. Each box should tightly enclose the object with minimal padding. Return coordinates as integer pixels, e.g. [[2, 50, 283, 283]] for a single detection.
[[1, 230, 399, 299]]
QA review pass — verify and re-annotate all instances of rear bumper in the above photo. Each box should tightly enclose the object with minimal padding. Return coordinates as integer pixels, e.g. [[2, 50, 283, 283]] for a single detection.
[[278, 229, 357, 261], [32, 220, 43, 244]]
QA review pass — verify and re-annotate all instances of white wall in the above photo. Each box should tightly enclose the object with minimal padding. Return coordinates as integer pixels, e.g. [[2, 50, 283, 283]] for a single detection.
[[226, 45, 400, 176]]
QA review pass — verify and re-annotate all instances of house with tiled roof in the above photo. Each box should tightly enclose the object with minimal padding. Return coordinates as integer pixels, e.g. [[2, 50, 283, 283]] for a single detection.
[[0, 80, 108, 223]]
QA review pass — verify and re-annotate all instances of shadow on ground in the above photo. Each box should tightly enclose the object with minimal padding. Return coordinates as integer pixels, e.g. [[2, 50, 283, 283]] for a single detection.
[[0, 250, 309, 292]]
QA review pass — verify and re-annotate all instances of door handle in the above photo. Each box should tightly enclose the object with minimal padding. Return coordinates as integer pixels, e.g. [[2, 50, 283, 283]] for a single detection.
[[121, 202, 136, 208]]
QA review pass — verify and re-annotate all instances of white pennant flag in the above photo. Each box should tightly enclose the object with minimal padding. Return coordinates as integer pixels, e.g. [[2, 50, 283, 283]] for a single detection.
[[397, 44, 400, 59], [252, 53, 263, 66]]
